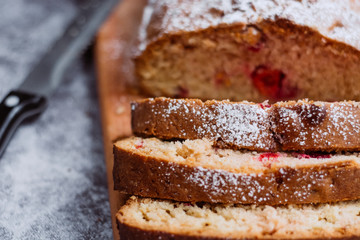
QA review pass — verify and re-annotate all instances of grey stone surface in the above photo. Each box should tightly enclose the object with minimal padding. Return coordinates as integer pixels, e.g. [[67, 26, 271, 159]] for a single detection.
[[0, 0, 112, 239]]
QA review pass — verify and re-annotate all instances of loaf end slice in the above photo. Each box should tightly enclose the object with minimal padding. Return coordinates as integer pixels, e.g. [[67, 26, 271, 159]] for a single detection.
[[136, 0, 360, 102]]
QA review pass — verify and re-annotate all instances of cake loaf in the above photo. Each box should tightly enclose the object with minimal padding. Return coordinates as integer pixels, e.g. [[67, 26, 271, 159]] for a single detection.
[[132, 98, 360, 152], [135, 0, 360, 102], [117, 196, 360, 240], [113, 137, 360, 205]]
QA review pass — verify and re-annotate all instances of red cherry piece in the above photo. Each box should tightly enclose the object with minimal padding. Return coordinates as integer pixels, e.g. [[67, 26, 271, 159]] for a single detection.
[[257, 152, 279, 168], [135, 140, 144, 149], [175, 86, 189, 98], [259, 102, 271, 109], [251, 65, 298, 100], [309, 153, 331, 159], [248, 41, 265, 52], [258, 152, 279, 162]]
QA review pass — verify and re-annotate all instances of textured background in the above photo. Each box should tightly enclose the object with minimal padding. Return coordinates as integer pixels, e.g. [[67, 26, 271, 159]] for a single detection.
[[0, 0, 112, 239]]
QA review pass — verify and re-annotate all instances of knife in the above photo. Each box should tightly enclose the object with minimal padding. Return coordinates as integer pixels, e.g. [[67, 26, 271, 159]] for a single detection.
[[0, 0, 119, 157]]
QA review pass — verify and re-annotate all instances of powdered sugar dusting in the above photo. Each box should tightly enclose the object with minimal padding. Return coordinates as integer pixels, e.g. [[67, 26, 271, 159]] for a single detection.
[[134, 98, 360, 152], [205, 103, 273, 149], [134, 98, 276, 151], [141, 0, 360, 50], [183, 165, 324, 204]]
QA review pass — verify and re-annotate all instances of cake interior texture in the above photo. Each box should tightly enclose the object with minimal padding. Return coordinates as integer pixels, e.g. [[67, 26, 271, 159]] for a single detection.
[[137, 21, 360, 102], [118, 196, 360, 239]]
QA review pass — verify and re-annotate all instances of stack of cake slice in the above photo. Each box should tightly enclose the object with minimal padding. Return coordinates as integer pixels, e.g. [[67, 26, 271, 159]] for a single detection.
[[113, 97, 360, 239]]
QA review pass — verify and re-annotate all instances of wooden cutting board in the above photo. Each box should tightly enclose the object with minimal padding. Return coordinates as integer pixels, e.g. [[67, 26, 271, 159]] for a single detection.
[[95, 0, 147, 239]]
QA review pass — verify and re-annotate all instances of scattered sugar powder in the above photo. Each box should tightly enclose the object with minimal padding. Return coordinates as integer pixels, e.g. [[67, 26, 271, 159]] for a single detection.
[[200, 103, 274, 150], [179, 163, 334, 204], [276, 100, 360, 148], [138, 0, 360, 51]]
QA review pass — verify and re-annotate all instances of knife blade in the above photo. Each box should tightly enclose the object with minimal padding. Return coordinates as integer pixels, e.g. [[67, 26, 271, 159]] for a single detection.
[[0, 0, 119, 157]]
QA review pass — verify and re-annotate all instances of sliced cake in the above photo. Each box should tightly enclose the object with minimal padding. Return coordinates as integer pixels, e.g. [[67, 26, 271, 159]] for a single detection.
[[132, 98, 360, 152], [113, 137, 360, 205]]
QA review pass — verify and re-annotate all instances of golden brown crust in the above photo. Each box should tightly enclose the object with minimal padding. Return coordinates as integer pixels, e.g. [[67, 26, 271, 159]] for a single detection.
[[132, 98, 360, 153], [113, 143, 360, 205]]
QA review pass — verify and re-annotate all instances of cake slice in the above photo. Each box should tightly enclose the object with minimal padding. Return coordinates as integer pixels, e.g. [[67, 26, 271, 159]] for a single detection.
[[117, 196, 360, 240], [136, 0, 360, 102], [113, 137, 360, 205], [132, 98, 360, 152]]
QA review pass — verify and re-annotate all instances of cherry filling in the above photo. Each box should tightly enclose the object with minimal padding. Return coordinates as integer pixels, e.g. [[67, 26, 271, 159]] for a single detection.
[[258, 152, 279, 162], [256, 153, 279, 168], [248, 41, 265, 52], [251, 65, 298, 100], [175, 86, 189, 98], [258, 102, 271, 109], [135, 140, 144, 149]]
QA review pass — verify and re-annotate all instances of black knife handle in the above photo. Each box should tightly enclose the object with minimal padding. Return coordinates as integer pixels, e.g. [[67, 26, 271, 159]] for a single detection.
[[0, 90, 47, 157]]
